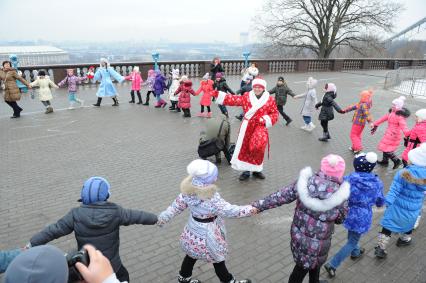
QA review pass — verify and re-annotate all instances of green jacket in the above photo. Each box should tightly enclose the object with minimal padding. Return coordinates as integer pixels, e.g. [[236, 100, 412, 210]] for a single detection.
[[200, 117, 230, 148], [269, 83, 295, 106]]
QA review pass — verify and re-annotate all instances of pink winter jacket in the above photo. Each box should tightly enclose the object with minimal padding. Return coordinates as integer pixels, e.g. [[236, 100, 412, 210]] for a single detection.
[[125, 72, 143, 91], [402, 121, 426, 161], [195, 79, 214, 106], [373, 108, 410, 153]]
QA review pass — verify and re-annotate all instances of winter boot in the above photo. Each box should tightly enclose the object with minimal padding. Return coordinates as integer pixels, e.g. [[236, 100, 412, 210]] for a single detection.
[[377, 153, 389, 166], [319, 132, 329, 142], [162, 101, 168, 108], [227, 278, 251, 283], [178, 275, 201, 283], [143, 94, 150, 105], [239, 171, 250, 181], [207, 112, 212, 118], [301, 124, 308, 130], [68, 102, 75, 110], [93, 97, 102, 107], [45, 106, 53, 114], [308, 122, 316, 130], [112, 97, 119, 106], [375, 233, 391, 259], [324, 263, 336, 278], [350, 247, 365, 259], [285, 118, 293, 126], [129, 93, 135, 103], [396, 234, 412, 247], [252, 171, 265, 179], [391, 158, 402, 170], [197, 112, 204, 117], [137, 93, 143, 104], [169, 102, 176, 110], [76, 98, 84, 107]]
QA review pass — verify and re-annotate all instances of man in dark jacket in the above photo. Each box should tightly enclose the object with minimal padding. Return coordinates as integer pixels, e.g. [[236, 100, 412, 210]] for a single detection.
[[28, 177, 158, 283], [268, 76, 295, 126], [213, 73, 234, 118], [199, 116, 231, 164]]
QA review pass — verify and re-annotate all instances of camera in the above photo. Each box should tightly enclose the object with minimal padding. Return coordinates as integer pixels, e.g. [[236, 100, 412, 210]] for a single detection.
[[66, 248, 90, 282]]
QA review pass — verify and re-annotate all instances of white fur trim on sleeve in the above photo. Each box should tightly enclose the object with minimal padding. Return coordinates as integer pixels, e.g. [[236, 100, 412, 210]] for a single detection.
[[296, 167, 350, 212], [263, 115, 272, 128], [216, 91, 227, 105]]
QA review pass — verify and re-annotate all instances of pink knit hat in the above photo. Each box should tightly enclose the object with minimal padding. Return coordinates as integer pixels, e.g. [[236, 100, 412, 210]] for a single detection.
[[320, 154, 346, 179]]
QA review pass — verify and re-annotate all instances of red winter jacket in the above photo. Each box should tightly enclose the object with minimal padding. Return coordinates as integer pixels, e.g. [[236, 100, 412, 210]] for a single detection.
[[176, 81, 195, 109], [402, 120, 426, 162]]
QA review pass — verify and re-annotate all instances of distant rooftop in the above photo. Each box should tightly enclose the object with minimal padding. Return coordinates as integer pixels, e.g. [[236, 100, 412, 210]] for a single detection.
[[0, 45, 67, 55]]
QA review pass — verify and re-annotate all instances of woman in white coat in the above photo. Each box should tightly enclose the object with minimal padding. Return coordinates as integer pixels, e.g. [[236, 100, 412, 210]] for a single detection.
[[30, 70, 58, 114], [294, 77, 318, 131]]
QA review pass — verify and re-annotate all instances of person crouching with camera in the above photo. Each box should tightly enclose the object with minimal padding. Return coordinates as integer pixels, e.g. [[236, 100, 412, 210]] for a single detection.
[[26, 177, 158, 282], [199, 115, 232, 164]]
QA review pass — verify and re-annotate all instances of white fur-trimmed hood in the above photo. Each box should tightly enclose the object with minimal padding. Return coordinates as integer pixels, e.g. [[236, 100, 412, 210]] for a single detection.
[[180, 176, 217, 200], [297, 167, 350, 212]]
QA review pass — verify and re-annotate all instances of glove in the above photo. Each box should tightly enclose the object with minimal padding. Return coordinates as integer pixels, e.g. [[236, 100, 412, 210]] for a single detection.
[[371, 126, 378, 135]]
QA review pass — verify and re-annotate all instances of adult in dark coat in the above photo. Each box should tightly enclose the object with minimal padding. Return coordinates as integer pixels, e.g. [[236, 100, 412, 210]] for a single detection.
[[315, 83, 344, 141], [28, 177, 158, 283], [209, 57, 224, 80], [199, 116, 231, 164], [0, 60, 31, 118]]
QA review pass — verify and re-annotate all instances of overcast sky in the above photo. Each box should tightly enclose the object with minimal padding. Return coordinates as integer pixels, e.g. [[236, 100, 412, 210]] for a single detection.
[[0, 0, 424, 43]]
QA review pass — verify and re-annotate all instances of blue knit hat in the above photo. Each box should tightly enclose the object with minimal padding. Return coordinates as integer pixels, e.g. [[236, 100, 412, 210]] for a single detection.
[[353, 152, 377, 173], [79, 177, 111, 205]]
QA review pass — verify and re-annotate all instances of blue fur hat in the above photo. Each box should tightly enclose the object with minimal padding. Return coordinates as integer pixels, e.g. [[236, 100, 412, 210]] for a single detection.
[[79, 177, 111, 205]]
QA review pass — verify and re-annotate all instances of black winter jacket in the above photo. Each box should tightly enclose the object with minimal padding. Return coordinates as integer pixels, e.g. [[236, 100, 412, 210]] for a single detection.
[[315, 91, 343, 121], [214, 78, 235, 94], [268, 83, 295, 105], [30, 202, 158, 271]]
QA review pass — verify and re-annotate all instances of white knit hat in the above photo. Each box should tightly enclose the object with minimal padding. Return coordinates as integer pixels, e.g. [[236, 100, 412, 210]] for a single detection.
[[392, 96, 406, 110], [415, 109, 426, 121], [408, 143, 426, 167], [187, 159, 218, 187], [252, 78, 267, 89], [202, 73, 210, 80]]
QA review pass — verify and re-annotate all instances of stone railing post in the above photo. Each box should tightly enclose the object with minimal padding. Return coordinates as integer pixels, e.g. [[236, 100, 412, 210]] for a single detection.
[[331, 59, 344, 71], [296, 60, 309, 72]]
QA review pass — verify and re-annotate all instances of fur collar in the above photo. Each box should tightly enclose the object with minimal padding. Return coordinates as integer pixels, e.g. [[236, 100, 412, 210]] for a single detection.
[[297, 167, 350, 212], [402, 170, 426, 185], [180, 176, 217, 200]]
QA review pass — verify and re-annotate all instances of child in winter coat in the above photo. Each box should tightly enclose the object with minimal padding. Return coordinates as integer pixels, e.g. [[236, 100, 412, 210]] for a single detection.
[[341, 90, 374, 154], [294, 77, 318, 132], [402, 109, 426, 167], [324, 152, 384, 278], [371, 96, 410, 169], [92, 58, 125, 107], [213, 72, 235, 118], [315, 83, 344, 141], [158, 159, 255, 283], [30, 70, 59, 114], [195, 73, 214, 118], [240, 63, 258, 88], [252, 154, 349, 283], [142, 69, 155, 105], [268, 76, 295, 126], [375, 143, 426, 259], [153, 70, 167, 108], [175, 80, 195, 118], [168, 69, 181, 111], [58, 68, 86, 109], [0, 248, 21, 273], [27, 176, 158, 282], [124, 66, 143, 104]]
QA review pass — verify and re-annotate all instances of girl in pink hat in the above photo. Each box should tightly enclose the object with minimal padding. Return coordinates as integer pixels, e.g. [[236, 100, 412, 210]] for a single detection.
[[252, 154, 349, 283], [371, 96, 410, 169]]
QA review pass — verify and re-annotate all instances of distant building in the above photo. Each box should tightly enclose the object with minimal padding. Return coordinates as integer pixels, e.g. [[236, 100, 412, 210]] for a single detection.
[[240, 32, 249, 46], [0, 46, 69, 66]]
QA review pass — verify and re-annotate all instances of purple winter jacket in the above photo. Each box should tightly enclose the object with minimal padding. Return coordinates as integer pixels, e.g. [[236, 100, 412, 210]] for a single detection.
[[58, 75, 87, 92], [252, 167, 349, 269]]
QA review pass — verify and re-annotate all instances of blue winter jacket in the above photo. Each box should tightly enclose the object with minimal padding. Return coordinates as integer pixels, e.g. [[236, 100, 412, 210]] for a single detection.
[[93, 67, 124, 97], [381, 165, 426, 233], [343, 172, 384, 234], [0, 249, 20, 273]]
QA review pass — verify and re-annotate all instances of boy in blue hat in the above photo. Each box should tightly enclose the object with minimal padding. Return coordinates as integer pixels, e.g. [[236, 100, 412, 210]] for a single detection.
[[27, 177, 158, 282]]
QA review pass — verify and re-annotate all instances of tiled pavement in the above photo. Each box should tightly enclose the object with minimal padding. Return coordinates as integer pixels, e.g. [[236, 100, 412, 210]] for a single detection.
[[1, 70, 425, 282]]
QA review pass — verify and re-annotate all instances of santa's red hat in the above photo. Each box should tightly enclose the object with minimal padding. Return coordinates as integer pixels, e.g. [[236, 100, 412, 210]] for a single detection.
[[252, 78, 267, 90]]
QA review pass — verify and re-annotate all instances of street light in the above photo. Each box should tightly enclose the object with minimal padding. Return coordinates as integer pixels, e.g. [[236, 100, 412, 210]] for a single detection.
[[152, 52, 160, 71], [242, 52, 251, 68]]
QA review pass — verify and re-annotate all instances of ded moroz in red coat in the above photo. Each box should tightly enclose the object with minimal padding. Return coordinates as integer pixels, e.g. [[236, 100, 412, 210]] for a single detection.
[[216, 89, 279, 172]]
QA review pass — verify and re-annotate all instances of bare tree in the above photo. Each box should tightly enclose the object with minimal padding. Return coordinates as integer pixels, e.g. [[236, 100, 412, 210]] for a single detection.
[[257, 0, 402, 58]]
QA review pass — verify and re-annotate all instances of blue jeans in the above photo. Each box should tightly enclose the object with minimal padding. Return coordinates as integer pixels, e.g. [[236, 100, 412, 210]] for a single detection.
[[68, 92, 77, 102], [329, 231, 362, 269], [302, 115, 311, 125]]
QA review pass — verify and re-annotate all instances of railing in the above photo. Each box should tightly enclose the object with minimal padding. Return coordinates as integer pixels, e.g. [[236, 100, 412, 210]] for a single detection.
[[5, 58, 426, 85], [384, 66, 426, 98]]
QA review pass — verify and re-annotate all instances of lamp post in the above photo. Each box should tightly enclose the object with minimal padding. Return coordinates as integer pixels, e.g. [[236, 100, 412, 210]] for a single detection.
[[152, 52, 160, 71], [242, 51, 251, 68]]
